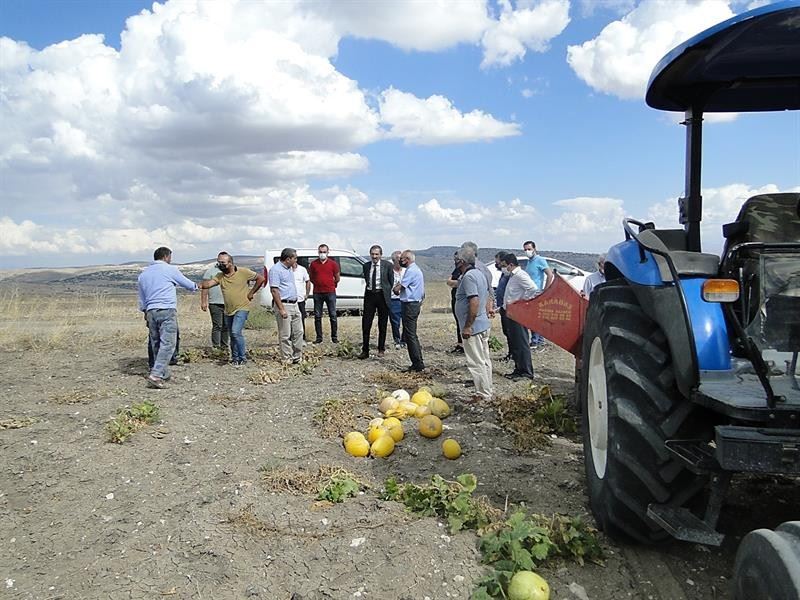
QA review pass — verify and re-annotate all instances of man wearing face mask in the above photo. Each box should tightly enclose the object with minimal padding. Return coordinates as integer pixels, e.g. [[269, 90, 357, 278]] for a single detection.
[[200, 260, 229, 352], [522, 240, 553, 348], [358, 245, 393, 359], [500, 252, 538, 380], [308, 243, 340, 344], [392, 250, 425, 372], [199, 252, 265, 366]]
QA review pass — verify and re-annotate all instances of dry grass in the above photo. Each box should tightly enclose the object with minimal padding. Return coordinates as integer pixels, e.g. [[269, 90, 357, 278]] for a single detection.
[[313, 396, 374, 438], [0, 280, 455, 354], [260, 464, 371, 496], [0, 417, 37, 430], [0, 287, 208, 351], [493, 385, 577, 451]]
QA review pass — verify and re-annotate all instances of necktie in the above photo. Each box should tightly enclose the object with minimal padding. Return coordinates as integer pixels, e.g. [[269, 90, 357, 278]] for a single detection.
[[371, 263, 377, 291]]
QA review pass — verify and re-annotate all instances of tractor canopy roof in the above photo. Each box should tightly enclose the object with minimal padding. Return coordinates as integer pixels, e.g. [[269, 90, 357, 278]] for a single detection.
[[646, 0, 800, 112]]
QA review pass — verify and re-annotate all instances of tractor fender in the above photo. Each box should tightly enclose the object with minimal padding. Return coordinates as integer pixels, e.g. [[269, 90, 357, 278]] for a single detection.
[[605, 239, 730, 397]]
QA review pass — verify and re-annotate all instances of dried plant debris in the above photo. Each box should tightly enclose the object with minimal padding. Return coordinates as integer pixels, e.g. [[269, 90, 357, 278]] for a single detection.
[[0, 417, 37, 430], [493, 385, 577, 451], [260, 464, 371, 496], [313, 396, 372, 439]]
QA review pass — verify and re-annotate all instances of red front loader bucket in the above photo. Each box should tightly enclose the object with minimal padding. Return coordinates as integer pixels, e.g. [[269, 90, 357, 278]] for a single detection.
[[505, 273, 589, 357]]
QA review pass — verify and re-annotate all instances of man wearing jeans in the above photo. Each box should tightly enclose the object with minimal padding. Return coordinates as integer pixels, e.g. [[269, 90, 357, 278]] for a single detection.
[[200, 261, 229, 351], [389, 251, 405, 349], [199, 252, 264, 366], [308, 244, 340, 344], [137, 246, 198, 389], [454, 246, 493, 401], [268, 248, 304, 364], [393, 250, 425, 372]]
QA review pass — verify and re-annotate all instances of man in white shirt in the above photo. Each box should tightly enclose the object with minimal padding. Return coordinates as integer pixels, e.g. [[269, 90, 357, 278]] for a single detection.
[[582, 254, 606, 298], [293, 261, 311, 340], [499, 252, 538, 380]]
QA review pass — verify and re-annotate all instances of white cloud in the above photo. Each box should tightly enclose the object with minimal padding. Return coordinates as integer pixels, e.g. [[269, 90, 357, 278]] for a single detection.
[[647, 183, 800, 253], [566, 0, 734, 100], [481, 0, 571, 68], [418, 199, 485, 225], [2, 0, 533, 265], [380, 88, 520, 145], [320, 0, 490, 52]]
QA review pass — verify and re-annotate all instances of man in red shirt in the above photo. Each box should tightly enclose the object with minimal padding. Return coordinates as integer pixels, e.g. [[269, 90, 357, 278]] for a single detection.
[[308, 243, 340, 343]]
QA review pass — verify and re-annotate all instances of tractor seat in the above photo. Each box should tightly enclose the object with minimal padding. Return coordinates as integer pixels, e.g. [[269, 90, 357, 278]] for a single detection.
[[722, 193, 800, 247], [637, 229, 720, 281]]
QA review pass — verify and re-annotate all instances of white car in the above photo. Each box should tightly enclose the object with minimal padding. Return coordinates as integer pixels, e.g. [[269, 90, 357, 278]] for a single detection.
[[263, 248, 367, 313], [486, 256, 588, 292]]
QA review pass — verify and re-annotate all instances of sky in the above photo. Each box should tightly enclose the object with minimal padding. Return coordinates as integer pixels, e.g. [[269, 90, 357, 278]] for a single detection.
[[1, 0, 798, 267]]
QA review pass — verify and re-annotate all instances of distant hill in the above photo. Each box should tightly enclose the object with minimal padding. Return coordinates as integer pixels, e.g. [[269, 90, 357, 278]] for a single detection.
[[0, 248, 599, 292]]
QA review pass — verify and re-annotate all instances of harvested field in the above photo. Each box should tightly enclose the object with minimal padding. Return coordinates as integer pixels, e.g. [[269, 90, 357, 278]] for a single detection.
[[1, 281, 797, 599]]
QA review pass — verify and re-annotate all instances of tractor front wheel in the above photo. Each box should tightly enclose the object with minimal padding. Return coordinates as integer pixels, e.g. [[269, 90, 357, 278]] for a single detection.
[[580, 282, 709, 543]]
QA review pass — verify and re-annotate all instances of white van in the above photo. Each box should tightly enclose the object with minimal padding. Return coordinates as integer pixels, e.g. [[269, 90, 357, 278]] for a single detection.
[[263, 248, 367, 313], [485, 256, 588, 292]]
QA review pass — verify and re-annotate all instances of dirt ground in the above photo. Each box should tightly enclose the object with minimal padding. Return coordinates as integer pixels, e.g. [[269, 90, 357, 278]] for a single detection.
[[1, 290, 798, 600]]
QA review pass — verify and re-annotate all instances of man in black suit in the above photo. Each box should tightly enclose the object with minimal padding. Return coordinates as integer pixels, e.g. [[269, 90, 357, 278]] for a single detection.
[[358, 244, 393, 359]]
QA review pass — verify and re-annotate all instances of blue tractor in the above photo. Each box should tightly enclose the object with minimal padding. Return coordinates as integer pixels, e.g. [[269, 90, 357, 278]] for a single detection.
[[578, 2, 799, 597]]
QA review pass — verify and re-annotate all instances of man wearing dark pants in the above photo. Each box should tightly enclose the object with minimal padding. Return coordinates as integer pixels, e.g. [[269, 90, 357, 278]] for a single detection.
[[499, 253, 538, 380], [137, 246, 198, 389], [393, 250, 425, 372], [201, 262, 229, 351], [359, 245, 392, 359], [308, 243, 340, 344]]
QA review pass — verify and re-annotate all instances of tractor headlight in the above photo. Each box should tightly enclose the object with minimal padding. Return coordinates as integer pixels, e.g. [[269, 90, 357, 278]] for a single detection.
[[702, 279, 740, 303]]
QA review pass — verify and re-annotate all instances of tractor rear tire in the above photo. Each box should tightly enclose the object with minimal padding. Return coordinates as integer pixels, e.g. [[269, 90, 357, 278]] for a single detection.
[[733, 521, 800, 600], [581, 282, 709, 543]]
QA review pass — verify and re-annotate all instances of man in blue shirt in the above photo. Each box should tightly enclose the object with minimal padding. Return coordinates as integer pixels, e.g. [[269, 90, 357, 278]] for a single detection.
[[523, 240, 553, 348], [268, 247, 304, 364], [393, 250, 425, 372], [455, 247, 493, 402], [137, 246, 198, 389]]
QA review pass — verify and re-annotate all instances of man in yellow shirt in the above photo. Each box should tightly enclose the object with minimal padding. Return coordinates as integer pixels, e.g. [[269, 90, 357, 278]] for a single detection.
[[199, 252, 265, 366]]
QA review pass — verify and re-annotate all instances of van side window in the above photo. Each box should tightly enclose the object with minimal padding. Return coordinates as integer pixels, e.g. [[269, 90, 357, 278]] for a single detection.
[[297, 256, 310, 268], [336, 257, 363, 277], [547, 260, 571, 275]]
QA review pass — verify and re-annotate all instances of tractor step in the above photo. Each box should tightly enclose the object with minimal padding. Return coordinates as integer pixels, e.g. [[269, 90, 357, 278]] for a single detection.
[[647, 504, 725, 546], [665, 439, 722, 473]]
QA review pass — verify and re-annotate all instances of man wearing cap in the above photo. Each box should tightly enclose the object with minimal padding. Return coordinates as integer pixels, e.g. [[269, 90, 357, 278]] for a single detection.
[[268, 247, 304, 364]]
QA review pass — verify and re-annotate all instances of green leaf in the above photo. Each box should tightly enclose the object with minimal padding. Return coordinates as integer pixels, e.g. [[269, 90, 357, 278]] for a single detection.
[[457, 473, 477, 493]]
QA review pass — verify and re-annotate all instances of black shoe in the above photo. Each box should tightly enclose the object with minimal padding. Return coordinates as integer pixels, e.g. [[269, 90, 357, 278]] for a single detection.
[[447, 345, 464, 354], [313, 339, 323, 344], [332, 338, 339, 344], [169, 359, 179, 366], [504, 371, 522, 380], [357, 352, 369, 360], [402, 366, 424, 373]]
